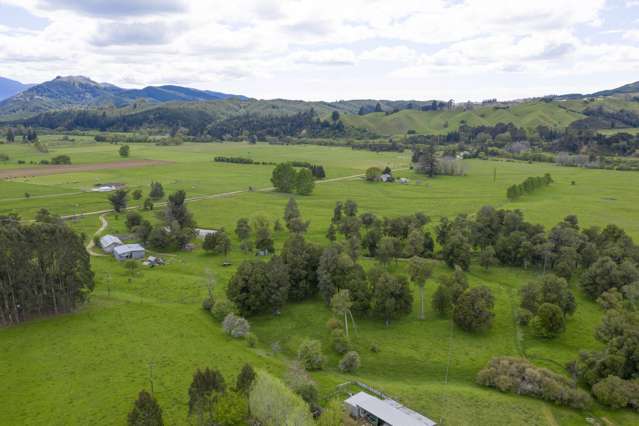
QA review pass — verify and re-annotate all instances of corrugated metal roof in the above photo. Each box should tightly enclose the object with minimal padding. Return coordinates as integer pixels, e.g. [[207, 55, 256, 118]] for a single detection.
[[345, 392, 436, 426], [99, 235, 122, 247], [113, 244, 145, 255]]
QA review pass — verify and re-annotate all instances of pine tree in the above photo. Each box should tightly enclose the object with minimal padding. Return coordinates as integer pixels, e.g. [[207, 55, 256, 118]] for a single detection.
[[235, 364, 256, 395], [127, 390, 163, 426]]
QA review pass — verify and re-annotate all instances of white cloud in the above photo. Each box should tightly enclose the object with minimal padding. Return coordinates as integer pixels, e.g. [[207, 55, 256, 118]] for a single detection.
[[0, 0, 637, 100]]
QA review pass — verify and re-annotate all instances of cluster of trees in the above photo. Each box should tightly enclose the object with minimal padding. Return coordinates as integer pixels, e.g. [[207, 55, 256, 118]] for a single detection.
[[518, 274, 576, 338], [326, 199, 434, 263], [572, 267, 639, 411], [506, 174, 553, 200], [202, 230, 231, 257], [127, 363, 347, 424], [125, 188, 197, 251], [435, 207, 639, 284], [428, 268, 496, 332], [226, 200, 415, 326], [214, 157, 326, 179], [271, 163, 316, 195], [411, 145, 464, 177], [0, 218, 94, 325], [477, 357, 592, 409], [205, 110, 352, 140]]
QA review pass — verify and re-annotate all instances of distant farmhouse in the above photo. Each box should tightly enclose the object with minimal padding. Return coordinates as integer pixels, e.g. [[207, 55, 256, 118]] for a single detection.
[[345, 392, 436, 426], [99, 235, 122, 253], [195, 228, 217, 239], [113, 244, 145, 261]]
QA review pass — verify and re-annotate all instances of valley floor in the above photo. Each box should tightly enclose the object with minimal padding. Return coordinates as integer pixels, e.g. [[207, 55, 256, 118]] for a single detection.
[[2, 139, 639, 425]]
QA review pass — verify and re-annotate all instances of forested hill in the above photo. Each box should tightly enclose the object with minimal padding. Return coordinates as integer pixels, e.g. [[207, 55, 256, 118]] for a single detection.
[[0, 76, 247, 118], [3, 78, 639, 137]]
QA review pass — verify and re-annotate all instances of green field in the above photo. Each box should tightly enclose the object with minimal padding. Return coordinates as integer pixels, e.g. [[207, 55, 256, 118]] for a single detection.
[[2, 140, 639, 425]]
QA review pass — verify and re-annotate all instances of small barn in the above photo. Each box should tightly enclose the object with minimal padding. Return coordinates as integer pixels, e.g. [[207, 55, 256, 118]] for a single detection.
[[344, 392, 436, 426], [113, 244, 145, 261], [100, 235, 123, 253]]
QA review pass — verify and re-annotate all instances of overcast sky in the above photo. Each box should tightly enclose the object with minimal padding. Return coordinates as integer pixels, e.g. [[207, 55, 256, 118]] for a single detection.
[[0, 0, 638, 101]]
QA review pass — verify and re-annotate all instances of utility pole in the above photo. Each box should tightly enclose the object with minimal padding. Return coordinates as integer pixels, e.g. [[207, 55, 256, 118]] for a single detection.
[[148, 362, 155, 395]]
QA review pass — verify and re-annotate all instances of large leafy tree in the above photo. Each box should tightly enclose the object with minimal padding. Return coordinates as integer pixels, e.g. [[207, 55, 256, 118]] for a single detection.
[[295, 168, 315, 195], [281, 234, 322, 301], [271, 163, 297, 193], [227, 257, 290, 316], [442, 232, 472, 271], [108, 189, 128, 213], [317, 245, 370, 314], [370, 270, 413, 326], [453, 286, 495, 332], [234, 218, 251, 241]]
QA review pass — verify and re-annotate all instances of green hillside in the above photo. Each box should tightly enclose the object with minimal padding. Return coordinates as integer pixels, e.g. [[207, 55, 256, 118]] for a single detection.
[[342, 101, 586, 136]]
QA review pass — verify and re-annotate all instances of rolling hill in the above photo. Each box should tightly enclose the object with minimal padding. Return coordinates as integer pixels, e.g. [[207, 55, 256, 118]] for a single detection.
[[341, 101, 587, 135]]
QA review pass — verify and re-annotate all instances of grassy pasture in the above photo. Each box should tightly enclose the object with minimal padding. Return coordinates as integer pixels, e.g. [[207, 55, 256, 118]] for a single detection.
[[341, 102, 585, 136], [2, 141, 639, 425]]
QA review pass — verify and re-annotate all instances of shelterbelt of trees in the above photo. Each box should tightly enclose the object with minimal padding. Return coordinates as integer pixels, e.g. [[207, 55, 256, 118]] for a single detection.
[[0, 212, 93, 326]]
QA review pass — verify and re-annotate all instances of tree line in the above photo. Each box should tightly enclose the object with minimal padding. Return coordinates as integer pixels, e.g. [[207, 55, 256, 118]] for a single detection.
[[215, 157, 326, 179], [506, 174, 553, 200]]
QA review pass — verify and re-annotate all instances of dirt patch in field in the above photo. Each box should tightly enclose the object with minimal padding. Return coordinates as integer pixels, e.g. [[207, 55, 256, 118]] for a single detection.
[[0, 159, 173, 179]]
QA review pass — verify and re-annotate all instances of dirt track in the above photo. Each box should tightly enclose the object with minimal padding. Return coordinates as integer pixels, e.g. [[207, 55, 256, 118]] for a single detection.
[[0, 159, 173, 179]]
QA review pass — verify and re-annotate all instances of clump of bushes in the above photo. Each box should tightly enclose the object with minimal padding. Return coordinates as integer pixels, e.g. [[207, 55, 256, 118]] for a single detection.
[[51, 154, 71, 165], [339, 351, 361, 373], [298, 339, 324, 371], [592, 376, 639, 410], [222, 313, 250, 338], [330, 329, 350, 354], [476, 357, 592, 409], [211, 299, 237, 321]]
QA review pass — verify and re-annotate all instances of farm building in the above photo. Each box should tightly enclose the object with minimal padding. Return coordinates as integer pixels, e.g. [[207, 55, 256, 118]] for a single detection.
[[113, 244, 145, 261], [195, 228, 217, 239], [344, 392, 436, 426], [99, 235, 123, 253]]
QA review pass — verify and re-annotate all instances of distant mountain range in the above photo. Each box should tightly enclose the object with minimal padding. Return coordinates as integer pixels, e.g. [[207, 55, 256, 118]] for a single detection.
[[0, 77, 33, 102], [0, 75, 248, 117], [551, 81, 639, 100]]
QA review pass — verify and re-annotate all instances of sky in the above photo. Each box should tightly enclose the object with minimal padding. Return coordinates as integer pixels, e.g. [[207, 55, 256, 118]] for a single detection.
[[0, 0, 638, 101]]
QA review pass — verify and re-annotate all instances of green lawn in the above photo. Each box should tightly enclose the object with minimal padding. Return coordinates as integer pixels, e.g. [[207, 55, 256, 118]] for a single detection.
[[2, 140, 639, 425]]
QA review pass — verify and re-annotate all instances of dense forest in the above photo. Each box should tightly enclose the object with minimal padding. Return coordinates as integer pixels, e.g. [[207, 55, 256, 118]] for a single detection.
[[0, 214, 94, 325]]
